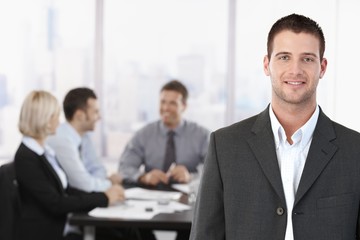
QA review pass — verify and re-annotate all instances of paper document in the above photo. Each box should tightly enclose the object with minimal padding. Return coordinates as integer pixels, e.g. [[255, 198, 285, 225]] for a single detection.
[[125, 187, 182, 201], [171, 183, 190, 194], [89, 200, 191, 220]]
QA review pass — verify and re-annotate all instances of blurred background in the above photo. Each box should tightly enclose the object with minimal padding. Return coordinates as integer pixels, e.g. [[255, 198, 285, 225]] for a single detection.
[[0, 0, 359, 164]]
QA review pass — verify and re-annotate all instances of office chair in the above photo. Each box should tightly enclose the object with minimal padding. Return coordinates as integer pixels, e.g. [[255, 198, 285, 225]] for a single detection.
[[0, 161, 21, 240]]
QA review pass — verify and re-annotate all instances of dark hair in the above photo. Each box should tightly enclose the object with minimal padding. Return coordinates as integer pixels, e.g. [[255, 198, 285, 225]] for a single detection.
[[63, 87, 97, 121], [267, 13, 325, 60], [161, 80, 188, 104]]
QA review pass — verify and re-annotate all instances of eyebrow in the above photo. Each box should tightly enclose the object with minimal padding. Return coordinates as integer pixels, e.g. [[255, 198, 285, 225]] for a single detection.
[[274, 51, 291, 57], [274, 51, 319, 58], [301, 52, 319, 58]]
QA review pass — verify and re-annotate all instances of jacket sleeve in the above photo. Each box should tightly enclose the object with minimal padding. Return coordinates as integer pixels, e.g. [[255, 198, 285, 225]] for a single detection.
[[15, 145, 108, 217]]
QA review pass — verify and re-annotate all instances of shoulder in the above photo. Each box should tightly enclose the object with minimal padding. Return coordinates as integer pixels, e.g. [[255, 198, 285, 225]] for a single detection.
[[53, 123, 69, 136], [183, 120, 210, 136], [212, 113, 262, 145], [331, 120, 360, 141], [14, 143, 41, 171], [134, 121, 161, 136], [316, 109, 360, 142], [15, 143, 36, 159], [47, 123, 77, 146]]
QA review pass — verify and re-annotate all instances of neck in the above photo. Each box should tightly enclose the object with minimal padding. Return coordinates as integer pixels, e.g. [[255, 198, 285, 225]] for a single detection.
[[34, 137, 46, 147], [166, 124, 178, 130], [271, 101, 316, 141], [164, 120, 181, 130], [69, 121, 85, 136]]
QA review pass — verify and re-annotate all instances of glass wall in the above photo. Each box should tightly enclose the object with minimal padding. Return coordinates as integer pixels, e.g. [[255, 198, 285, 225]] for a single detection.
[[102, 0, 228, 157], [333, 0, 360, 131], [0, 0, 95, 159], [1, 0, 360, 164], [234, 0, 338, 122]]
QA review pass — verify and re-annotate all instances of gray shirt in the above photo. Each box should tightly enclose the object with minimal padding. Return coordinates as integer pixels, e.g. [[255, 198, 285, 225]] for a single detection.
[[119, 120, 210, 183]]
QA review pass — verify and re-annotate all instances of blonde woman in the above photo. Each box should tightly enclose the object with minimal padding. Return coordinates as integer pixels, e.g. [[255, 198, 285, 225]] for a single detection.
[[14, 90, 124, 240]]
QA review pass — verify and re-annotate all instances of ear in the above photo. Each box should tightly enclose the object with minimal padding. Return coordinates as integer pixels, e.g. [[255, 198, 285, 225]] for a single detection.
[[263, 55, 270, 76], [73, 109, 85, 121], [181, 102, 187, 112], [46, 121, 52, 131], [319, 58, 327, 79]]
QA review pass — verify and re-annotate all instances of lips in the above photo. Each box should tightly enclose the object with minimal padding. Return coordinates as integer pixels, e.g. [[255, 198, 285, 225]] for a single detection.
[[285, 81, 304, 85], [161, 112, 171, 117]]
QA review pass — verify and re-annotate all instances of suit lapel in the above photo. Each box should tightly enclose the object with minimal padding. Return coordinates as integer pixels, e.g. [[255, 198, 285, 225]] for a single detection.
[[40, 154, 66, 193], [294, 110, 338, 205], [247, 107, 286, 203]]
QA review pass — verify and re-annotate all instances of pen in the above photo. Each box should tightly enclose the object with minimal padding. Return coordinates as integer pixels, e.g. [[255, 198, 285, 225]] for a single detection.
[[145, 207, 153, 212], [166, 162, 176, 177]]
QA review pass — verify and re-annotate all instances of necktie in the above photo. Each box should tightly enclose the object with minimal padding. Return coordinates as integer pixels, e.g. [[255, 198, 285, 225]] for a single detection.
[[78, 143, 82, 160], [163, 131, 176, 171]]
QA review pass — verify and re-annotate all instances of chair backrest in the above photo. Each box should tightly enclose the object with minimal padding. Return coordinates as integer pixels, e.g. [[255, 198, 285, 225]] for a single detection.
[[0, 161, 21, 240]]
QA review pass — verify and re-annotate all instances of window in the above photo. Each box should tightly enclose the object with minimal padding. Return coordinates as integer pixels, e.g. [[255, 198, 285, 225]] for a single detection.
[[0, 0, 95, 159], [234, 0, 338, 121], [1, 0, 360, 164], [103, 0, 227, 158]]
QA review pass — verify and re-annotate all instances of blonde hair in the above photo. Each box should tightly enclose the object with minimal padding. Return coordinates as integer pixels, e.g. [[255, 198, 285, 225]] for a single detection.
[[18, 90, 60, 138]]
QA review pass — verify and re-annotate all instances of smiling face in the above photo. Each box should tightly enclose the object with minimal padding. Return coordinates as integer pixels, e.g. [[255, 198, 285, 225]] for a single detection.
[[264, 30, 327, 108], [159, 90, 186, 129]]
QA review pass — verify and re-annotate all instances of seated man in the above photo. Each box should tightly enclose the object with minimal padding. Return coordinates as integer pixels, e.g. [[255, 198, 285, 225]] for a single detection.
[[119, 80, 210, 187], [47, 87, 122, 192], [47, 87, 126, 239], [119, 80, 210, 240]]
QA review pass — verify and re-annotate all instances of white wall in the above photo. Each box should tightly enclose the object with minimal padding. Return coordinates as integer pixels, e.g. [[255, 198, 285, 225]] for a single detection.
[[332, 0, 360, 132], [235, 0, 360, 133]]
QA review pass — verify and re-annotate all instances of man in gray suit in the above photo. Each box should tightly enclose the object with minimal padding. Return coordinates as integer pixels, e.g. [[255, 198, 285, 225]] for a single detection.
[[190, 13, 360, 240]]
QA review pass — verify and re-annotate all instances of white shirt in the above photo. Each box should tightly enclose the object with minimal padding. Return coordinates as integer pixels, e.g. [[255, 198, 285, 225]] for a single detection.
[[269, 105, 319, 240], [47, 122, 111, 192], [22, 136, 68, 189]]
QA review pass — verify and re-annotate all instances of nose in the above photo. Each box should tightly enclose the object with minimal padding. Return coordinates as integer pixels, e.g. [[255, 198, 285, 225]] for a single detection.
[[161, 102, 170, 111], [289, 59, 303, 75]]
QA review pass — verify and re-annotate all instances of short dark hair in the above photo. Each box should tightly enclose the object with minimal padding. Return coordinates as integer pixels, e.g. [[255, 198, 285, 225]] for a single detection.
[[160, 80, 188, 104], [267, 13, 325, 60], [63, 87, 97, 121]]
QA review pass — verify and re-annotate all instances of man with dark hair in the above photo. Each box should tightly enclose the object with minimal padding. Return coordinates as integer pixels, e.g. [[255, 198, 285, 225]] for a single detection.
[[161, 79, 189, 103], [190, 13, 360, 240], [47, 87, 122, 193], [119, 80, 209, 240], [119, 80, 210, 187], [62, 87, 97, 121]]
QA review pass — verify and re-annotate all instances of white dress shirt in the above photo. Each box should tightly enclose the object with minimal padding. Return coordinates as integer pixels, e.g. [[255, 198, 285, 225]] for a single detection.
[[47, 122, 111, 192], [269, 105, 319, 240]]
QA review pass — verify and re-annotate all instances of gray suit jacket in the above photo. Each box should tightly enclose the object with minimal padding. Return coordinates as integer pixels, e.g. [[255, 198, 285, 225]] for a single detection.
[[190, 106, 360, 240]]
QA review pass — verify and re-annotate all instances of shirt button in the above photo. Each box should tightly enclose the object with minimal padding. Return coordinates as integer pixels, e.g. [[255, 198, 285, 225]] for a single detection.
[[276, 207, 284, 216]]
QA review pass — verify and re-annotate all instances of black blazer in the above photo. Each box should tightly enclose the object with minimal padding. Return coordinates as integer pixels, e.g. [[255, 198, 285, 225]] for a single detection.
[[14, 143, 108, 240], [190, 107, 360, 240]]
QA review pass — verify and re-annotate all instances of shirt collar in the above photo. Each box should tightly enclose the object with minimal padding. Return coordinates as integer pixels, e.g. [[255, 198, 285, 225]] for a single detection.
[[269, 105, 319, 148], [159, 119, 185, 136], [63, 122, 82, 147], [22, 136, 56, 157]]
